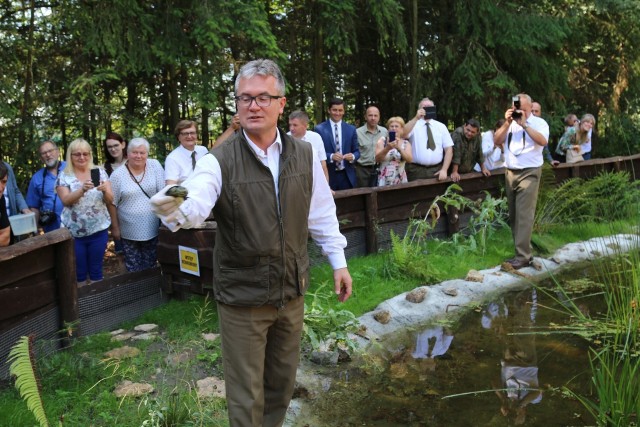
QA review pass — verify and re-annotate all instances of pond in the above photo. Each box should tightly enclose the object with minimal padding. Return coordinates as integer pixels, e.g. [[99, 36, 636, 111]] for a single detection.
[[294, 273, 603, 426]]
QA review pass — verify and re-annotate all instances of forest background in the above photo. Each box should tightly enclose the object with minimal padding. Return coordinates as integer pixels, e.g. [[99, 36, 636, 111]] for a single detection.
[[1, 0, 639, 189]]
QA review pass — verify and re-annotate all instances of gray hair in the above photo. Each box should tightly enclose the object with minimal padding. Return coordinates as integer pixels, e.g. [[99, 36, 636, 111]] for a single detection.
[[235, 59, 286, 96], [128, 137, 150, 154], [288, 110, 309, 123], [418, 97, 434, 108], [39, 140, 57, 150]]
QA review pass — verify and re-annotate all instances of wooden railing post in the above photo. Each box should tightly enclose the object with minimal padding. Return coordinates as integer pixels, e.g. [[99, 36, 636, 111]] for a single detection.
[[55, 237, 79, 336], [364, 191, 379, 254]]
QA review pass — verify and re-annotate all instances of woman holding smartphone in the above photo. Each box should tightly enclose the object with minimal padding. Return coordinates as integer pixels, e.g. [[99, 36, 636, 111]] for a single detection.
[[56, 138, 113, 286], [375, 116, 413, 186]]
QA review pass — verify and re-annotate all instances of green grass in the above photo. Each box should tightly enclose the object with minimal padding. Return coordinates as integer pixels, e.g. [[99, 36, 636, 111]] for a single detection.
[[311, 219, 638, 318]]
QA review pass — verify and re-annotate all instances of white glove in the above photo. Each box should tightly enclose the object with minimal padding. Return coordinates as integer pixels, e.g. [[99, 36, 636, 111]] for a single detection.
[[150, 184, 183, 216]]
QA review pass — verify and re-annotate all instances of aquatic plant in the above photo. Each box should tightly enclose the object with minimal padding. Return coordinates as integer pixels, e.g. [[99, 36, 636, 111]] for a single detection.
[[541, 233, 640, 425]]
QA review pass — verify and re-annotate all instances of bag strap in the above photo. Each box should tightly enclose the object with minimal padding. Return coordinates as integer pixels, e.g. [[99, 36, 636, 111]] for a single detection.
[[125, 163, 151, 199]]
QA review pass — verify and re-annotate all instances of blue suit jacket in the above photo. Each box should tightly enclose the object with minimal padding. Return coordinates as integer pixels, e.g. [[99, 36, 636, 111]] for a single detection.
[[314, 120, 360, 189]]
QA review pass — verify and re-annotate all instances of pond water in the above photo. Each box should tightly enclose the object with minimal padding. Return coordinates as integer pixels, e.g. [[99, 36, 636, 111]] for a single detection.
[[296, 274, 602, 426]]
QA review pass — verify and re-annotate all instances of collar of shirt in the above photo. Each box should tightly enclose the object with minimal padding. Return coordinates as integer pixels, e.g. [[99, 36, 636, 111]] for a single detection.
[[176, 144, 197, 158], [242, 129, 282, 193]]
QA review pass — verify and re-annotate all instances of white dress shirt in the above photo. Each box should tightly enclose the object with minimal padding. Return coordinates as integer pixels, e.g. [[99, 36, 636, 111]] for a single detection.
[[475, 130, 505, 171], [503, 115, 550, 169], [407, 119, 454, 166], [164, 131, 347, 269], [164, 144, 209, 184], [287, 130, 327, 164]]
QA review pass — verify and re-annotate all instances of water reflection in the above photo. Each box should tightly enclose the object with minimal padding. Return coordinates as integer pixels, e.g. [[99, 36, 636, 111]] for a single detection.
[[411, 326, 454, 360], [482, 290, 542, 425], [298, 284, 596, 426]]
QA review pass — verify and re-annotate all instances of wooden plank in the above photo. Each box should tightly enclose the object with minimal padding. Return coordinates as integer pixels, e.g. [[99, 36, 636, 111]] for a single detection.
[[0, 278, 57, 323], [0, 247, 55, 288], [0, 228, 72, 261]]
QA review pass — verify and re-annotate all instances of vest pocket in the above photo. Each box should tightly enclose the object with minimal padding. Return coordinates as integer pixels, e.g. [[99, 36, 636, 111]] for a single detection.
[[216, 262, 270, 306], [296, 255, 310, 296]]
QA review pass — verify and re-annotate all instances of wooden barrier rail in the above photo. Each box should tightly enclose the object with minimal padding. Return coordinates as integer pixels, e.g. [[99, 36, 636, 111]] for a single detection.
[[156, 154, 640, 295]]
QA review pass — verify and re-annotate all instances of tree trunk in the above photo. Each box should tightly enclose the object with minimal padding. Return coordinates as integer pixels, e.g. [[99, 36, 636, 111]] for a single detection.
[[126, 78, 137, 137], [18, 1, 36, 157], [313, 13, 324, 124], [410, 0, 418, 116], [168, 63, 179, 131]]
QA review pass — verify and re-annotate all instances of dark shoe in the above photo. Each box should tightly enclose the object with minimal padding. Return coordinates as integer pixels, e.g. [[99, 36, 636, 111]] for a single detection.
[[507, 258, 532, 270]]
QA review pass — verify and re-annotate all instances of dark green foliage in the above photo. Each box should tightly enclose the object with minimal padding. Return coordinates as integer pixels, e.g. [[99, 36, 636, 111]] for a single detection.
[[535, 171, 640, 233]]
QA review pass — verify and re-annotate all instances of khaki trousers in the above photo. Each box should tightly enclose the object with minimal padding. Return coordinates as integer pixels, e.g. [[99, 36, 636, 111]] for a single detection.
[[406, 162, 443, 182], [505, 167, 542, 261], [217, 296, 304, 427]]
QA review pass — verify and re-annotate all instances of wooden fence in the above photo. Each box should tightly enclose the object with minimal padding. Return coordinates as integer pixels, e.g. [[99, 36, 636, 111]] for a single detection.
[[156, 154, 640, 295]]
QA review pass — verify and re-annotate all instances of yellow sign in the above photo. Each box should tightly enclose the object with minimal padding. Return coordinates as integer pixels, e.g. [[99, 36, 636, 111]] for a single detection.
[[178, 245, 200, 276]]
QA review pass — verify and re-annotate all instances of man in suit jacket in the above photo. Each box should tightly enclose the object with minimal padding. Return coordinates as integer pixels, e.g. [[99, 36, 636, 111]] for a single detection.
[[314, 98, 360, 191]]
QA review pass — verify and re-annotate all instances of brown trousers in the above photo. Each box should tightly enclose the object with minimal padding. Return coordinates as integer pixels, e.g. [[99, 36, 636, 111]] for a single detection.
[[217, 296, 304, 427], [406, 162, 443, 181], [505, 167, 542, 261]]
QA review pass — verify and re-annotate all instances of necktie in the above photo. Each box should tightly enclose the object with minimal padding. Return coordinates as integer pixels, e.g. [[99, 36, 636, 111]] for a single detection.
[[426, 122, 435, 151], [191, 151, 196, 170], [334, 123, 344, 170]]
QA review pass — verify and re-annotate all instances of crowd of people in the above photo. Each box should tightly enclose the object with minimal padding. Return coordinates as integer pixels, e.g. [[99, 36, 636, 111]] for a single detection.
[[1, 92, 596, 276], [0, 119, 208, 285]]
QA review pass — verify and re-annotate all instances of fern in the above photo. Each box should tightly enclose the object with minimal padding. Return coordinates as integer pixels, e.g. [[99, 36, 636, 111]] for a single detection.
[[7, 335, 50, 427]]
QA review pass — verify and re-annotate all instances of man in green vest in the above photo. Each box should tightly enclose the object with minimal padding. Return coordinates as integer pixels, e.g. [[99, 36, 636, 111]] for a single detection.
[[151, 59, 353, 427]]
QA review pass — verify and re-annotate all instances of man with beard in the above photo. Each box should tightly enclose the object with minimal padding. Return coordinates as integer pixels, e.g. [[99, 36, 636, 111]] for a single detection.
[[26, 140, 66, 232]]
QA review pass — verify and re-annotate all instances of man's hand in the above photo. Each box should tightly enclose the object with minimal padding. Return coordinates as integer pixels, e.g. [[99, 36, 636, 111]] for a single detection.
[[333, 267, 352, 303], [451, 171, 461, 182], [481, 167, 491, 177], [415, 108, 426, 120], [435, 168, 448, 181]]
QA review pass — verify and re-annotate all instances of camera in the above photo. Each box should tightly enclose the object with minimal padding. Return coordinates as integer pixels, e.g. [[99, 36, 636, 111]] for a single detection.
[[511, 96, 523, 120], [39, 210, 56, 227]]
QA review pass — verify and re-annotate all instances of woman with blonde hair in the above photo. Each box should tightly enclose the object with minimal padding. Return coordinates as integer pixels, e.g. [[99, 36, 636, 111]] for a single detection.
[[375, 116, 413, 186], [56, 138, 113, 285], [556, 114, 595, 163]]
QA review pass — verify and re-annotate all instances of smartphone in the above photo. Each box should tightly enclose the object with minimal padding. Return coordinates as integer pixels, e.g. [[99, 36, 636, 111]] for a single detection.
[[90, 168, 101, 187], [512, 95, 521, 110], [388, 131, 396, 143], [424, 106, 437, 120]]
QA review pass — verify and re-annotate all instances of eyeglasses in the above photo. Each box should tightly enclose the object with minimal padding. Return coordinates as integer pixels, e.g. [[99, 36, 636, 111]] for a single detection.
[[71, 152, 91, 158], [179, 131, 197, 137], [234, 94, 282, 108], [40, 148, 58, 157]]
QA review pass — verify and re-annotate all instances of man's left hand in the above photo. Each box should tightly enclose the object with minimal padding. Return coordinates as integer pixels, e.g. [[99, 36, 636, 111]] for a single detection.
[[333, 267, 352, 303]]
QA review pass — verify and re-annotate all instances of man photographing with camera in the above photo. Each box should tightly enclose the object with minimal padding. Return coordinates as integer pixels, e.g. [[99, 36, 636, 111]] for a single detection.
[[493, 94, 549, 270], [26, 140, 66, 232]]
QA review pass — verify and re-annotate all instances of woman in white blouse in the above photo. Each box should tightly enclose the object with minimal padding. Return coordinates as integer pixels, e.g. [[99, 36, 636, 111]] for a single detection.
[[110, 138, 165, 272]]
